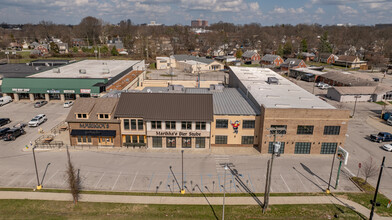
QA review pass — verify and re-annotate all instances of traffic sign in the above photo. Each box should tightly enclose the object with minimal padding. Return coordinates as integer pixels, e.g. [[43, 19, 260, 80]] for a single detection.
[[337, 146, 349, 165]]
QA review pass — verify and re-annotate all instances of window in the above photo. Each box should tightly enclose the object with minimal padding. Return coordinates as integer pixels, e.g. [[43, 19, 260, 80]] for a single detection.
[[294, 142, 311, 154], [195, 137, 205, 148], [131, 119, 137, 130], [241, 136, 254, 144], [151, 121, 162, 129], [152, 137, 162, 148], [216, 119, 228, 128], [166, 121, 176, 130], [166, 137, 176, 148], [324, 126, 340, 135], [268, 142, 285, 154], [321, 143, 337, 154], [124, 119, 130, 130], [243, 120, 255, 129], [76, 113, 87, 119], [77, 136, 91, 144], [297, 125, 314, 135], [215, 135, 227, 144], [138, 120, 144, 130], [124, 135, 145, 144], [125, 135, 131, 143], [182, 137, 191, 148], [139, 136, 145, 144], [181, 121, 192, 130], [270, 125, 287, 134], [132, 135, 138, 143], [99, 114, 109, 119], [196, 122, 206, 130]]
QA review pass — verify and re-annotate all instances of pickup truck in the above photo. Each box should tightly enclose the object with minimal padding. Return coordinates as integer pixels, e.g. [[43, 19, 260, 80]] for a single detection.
[[370, 132, 392, 143]]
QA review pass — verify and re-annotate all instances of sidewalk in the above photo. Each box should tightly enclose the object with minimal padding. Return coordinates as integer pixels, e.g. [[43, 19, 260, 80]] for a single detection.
[[0, 191, 390, 219]]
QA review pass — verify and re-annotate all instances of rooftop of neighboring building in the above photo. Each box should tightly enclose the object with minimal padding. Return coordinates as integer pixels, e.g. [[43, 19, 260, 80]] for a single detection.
[[281, 58, 304, 67], [242, 51, 258, 58], [320, 71, 376, 86], [261, 54, 280, 62], [171, 54, 215, 65], [65, 97, 119, 123], [331, 85, 392, 95], [0, 64, 53, 79], [229, 66, 335, 109]]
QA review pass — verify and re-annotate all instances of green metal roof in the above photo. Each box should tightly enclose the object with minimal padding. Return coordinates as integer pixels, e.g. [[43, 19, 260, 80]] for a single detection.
[[1, 78, 107, 94]]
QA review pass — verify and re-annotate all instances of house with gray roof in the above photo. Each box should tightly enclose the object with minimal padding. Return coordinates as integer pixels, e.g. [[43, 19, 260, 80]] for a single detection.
[[280, 58, 307, 71], [166, 54, 224, 73], [241, 50, 261, 64], [261, 54, 284, 67]]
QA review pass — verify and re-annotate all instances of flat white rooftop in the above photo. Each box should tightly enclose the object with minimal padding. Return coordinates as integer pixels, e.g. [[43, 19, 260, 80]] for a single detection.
[[29, 60, 141, 78], [230, 66, 335, 109]]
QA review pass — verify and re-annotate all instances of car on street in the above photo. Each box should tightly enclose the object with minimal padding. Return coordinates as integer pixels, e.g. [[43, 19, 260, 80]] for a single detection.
[[34, 101, 48, 108], [370, 132, 392, 143], [316, 82, 327, 87], [0, 127, 10, 138], [3, 127, 25, 141], [0, 118, 11, 127], [63, 101, 74, 108], [0, 96, 12, 106], [382, 144, 392, 152], [319, 84, 332, 90], [28, 114, 47, 127]]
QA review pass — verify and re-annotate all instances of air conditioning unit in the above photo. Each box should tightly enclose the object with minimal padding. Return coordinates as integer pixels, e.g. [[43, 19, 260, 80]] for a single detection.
[[79, 69, 86, 74], [53, 68, 60, 73]]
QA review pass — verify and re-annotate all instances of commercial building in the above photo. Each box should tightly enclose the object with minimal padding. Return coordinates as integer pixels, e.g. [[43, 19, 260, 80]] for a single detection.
[[229, 67, 350, 154], [114, 93, 213, 149], [66, 98, 121, 147], [327, 85, 392, 102], [191, 19, 208, 28], [1, 60, 145, 101]]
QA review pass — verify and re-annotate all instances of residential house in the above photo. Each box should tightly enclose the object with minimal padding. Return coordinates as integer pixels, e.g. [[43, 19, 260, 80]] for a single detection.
[[213, 49, 225, 57], [169, 54, 224, 73], [30, 44, 49, 56], [241, 50, 261, 64], [334, 55, 368, 69], [261, 54, 284, 67], [298, 52, 315, 61], [107, 37, 125, 52], [156, 57, 172, 70], [318, 53, 338, 64], [72, 38, 86, 47], [327, 85, 392, 102], [280, 58, 307, 71], [56, 42, 69, 54]]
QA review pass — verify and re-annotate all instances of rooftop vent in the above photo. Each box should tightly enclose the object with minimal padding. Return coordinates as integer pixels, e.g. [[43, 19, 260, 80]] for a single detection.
[[267, 77, 279, 84], [79, 69, 86, 74], [53, 68, 60, 73], [102, 68, 110, 74], [168, 85, 184, 91]]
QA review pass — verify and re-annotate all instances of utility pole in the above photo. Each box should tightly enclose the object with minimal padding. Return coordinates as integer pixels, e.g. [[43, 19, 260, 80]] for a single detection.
[[263, 126, 286, 213], [352, 95, 361, 117], [326, 146, 337, 193], [369, 156, 386, 220], [222, 164, 228, 220]]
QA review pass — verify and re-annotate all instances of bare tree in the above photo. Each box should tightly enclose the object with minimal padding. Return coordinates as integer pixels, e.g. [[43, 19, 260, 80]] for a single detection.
[[361, 157, 379, 183], [66, 146, 81, 204]]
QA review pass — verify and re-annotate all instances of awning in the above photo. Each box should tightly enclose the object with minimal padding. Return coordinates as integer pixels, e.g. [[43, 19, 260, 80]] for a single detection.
[[70, 129, 116, 137]]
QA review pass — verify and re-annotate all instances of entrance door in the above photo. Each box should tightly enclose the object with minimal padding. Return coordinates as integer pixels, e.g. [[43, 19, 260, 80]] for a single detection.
[[98, 137, 114, 145]]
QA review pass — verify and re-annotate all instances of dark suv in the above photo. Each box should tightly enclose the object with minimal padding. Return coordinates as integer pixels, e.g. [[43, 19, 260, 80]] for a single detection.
[[0, 118, 11, 127], [370, 132, 392, 143], [0, 127, 10, 138], [3, 128, 25, 141]]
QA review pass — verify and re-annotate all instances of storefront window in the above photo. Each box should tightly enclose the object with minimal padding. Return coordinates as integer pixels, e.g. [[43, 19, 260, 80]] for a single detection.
[[182, 137, 191, 148], [132, 135, 138, 143], [77, 136, 92, 144], [195, 137, 205, 148], [153, 137, 162, 148], [166, 137, 176, 148]]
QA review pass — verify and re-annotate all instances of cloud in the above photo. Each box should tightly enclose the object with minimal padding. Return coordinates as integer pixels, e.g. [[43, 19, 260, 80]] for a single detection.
[[273, 7, 286, 14], [315, 7, 325, 14], [337, 5, 358, 14]]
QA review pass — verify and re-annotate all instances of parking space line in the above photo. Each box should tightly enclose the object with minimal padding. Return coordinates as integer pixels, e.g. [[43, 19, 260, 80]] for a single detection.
[[231, 173, 237, 192], [165, 172, 171, 192], [0, 170, 12, 177], [94, 172, 105, 189], [7, 169, 28, 186], [313, 176, 323, 190], [218, 174, 222, 192], [344, 167, 355, 177], [247, 173, 255, 192], [111, 171, 122, 191], [45, 169, 59, 186], [296, 173, 308, 192], [148, 173, 154, 191], [129, 171, 139, 191], [280, 174, 291, 192]]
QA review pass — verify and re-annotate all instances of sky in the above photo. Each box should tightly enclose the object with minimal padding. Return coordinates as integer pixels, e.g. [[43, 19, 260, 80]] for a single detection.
[[0, 0, 392, 26]]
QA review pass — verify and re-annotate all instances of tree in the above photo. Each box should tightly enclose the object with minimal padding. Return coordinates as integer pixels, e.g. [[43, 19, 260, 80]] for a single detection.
[[361, 157, 379, 183], [283, 41, 293, 56], [236, 49, 243, 58], [49, 42, 59, 54], [319, 31, 332, 53], [277, 44, 284, 57], [111, 46, 119, 56], [300, 39, 308, 52], [77, 16, 102, 46], [66, 146, 81, 205]]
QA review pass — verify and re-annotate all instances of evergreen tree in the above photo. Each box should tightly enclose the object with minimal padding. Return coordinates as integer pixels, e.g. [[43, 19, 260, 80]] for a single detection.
[[283, 41, 293, 56], [111, 46, 119, 56], [277, 44, 284, 57], [236, 49, 243, 58], [300, 39, 308, 52], [319, 31, 332, 53]]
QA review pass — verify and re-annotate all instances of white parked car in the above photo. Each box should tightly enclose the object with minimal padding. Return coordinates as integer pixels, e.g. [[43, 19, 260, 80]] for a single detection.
[[316, 82, 326, 87], [382, 144, 392, 152], [28, 114, 47, 127], [319, 84, 332, 90], [0, 96, 13, 106], [64, 101, 74, 108]]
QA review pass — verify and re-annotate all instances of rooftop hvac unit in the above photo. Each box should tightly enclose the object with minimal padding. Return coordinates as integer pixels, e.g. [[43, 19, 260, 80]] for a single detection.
[[209, 84, 224, 91], [102, 68, 110, 74], [53, 68, 60, 73], [79, 69, 86, 74], [267, 77, 279, 84]]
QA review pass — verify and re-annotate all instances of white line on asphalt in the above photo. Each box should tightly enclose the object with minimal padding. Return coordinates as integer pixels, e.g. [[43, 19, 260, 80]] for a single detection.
[[313, 176, 324, 190], [94, 172, 106, 189], [129, 171, 139, 191], [111, 171, 122, 191], [344, 167, 355, 177], [280, 174, 291, 192], [7, 169, 28, 186], [296, 173, 308, 192], [264, 174, 273, 193], [45, 169, 60, 186], [0, 170, 11, 177]]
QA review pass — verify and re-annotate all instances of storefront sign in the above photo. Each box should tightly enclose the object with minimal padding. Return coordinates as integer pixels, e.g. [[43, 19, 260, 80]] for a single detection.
[[79, 123, 109, 129], [47, 89, 60, 94], [155, 131, 202, 137], [80, 89, 91, 94], [63, 90, 75, 93], [12, 88, 30, 93]]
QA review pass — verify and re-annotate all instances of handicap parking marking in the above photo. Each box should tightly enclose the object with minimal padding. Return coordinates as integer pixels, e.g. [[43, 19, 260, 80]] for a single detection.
[[94, 172, 105, 189], [111, 171, 122, 191], [129, 171, 139, 191]]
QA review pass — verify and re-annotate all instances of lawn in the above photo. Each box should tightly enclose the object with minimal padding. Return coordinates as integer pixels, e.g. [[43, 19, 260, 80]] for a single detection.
[[0, 199, 366, 220]]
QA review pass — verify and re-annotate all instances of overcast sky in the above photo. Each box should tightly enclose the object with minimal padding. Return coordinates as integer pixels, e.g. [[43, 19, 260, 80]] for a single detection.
[[1, 0, 391, 26]]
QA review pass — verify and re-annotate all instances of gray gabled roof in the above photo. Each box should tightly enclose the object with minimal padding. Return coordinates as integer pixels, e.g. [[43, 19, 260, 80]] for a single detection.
[[261, 54, 280, 62], [242, 51, 258, 58], [281, 58, 304, 67], [172, 54, 214, 64]]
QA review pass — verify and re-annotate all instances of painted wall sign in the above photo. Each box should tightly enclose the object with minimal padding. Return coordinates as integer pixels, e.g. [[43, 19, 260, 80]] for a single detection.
[[79, 123, 109, 129], [230, 120, 240, 134], [47, 89, 60, 94], [80, 89, 91, 94], [12, 88, 30, 93], [155, 131, 202, 137], [63, 90, 75, 93]]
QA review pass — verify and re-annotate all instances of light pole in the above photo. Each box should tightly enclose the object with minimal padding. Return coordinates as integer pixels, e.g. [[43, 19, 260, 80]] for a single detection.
[[5, 51, 9, 63], [352, 95, 361, 117], [181, 150, 185, 194], [369, 156, 386, 220], [326, 146, 338, 193], [32, 147, 42, 190], [222, 164, 228, 220]]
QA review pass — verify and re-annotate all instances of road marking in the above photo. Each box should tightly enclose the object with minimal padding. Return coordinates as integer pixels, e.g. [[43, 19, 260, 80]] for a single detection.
[[129, 171, 139, 191], [344, 167, 355, 176], [296, 173, 308, 192], [45, 169, 60, 186], [7, 169, 28, 186], [247, 173, 256, 192], [111, 171, 122, 191], [280, 174, 291, 192], [94, 172, 105, 189], [148, 173, 154, 191], [313, 176, 323, 190]]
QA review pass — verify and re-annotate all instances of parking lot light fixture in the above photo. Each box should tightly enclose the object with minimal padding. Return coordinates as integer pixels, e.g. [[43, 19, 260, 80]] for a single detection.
[[32, 147, 41, 190]]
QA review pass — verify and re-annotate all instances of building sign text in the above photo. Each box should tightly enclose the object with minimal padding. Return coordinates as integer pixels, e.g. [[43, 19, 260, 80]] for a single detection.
[[79, 123, 109, 129], [155, 131, 202, 137]]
